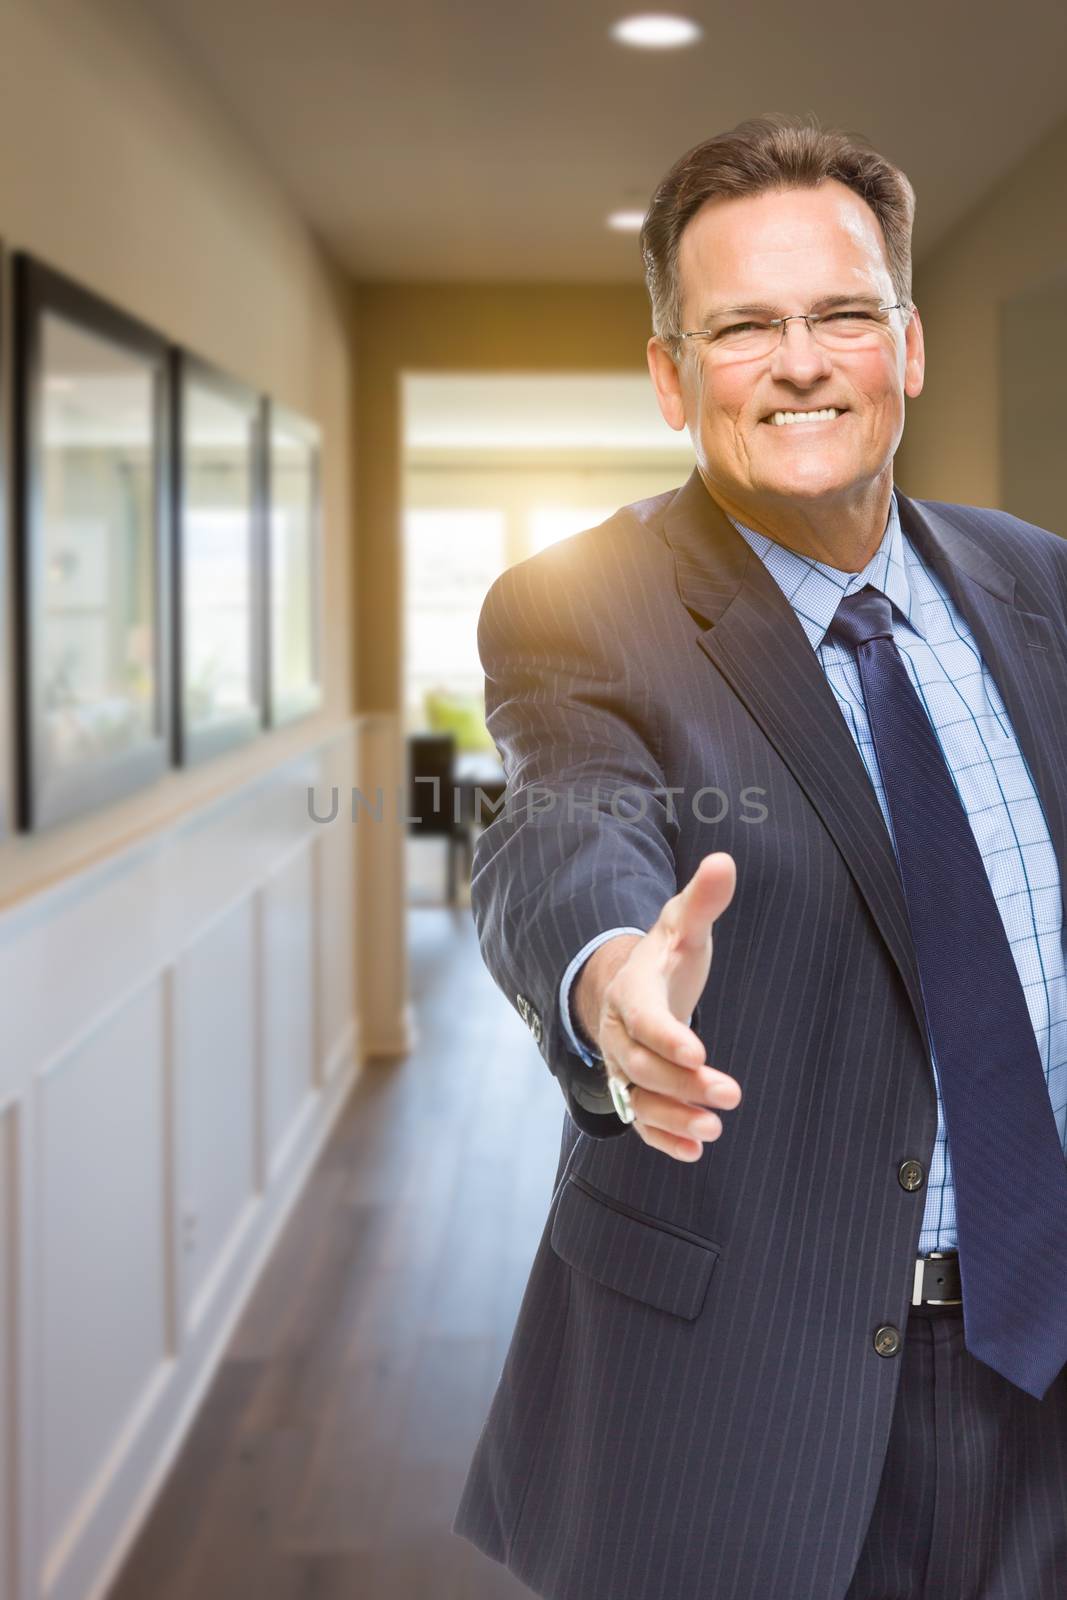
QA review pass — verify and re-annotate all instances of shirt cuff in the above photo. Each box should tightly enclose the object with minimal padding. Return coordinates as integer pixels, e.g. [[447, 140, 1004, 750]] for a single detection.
[[559, 927, 647, 1067]]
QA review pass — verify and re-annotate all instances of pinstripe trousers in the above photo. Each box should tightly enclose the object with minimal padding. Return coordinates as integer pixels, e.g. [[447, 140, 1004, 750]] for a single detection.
[[843, 1302, 1067, 1600]]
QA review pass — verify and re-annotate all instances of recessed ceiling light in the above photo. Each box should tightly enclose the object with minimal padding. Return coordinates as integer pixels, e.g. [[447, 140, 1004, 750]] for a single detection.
[[610, 13, 703, 49], [606, 210, 646, 232]]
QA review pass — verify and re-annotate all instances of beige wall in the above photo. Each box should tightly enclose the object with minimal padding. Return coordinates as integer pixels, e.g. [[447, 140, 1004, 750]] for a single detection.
[[0, 0, 355, 905], [352, 283, 654, 714], [897, 109, 1067, 509]]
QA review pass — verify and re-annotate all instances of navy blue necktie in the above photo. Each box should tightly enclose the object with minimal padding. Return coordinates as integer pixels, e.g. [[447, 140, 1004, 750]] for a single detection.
[[829, 585, 1067, 1401]]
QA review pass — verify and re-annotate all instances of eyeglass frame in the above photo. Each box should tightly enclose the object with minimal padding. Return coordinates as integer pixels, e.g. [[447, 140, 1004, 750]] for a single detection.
[[669, 300, 913, 356]]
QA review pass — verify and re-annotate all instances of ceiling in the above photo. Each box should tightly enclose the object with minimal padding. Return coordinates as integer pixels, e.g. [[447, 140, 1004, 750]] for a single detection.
[[140, 0, 1067, 284]]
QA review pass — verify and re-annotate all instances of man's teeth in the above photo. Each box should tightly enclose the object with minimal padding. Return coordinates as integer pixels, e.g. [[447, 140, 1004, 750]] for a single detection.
[[769, 408, 841, 426]]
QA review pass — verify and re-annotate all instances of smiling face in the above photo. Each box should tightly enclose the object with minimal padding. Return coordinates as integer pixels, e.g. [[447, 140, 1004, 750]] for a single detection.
[[647, 180, 925, 552]]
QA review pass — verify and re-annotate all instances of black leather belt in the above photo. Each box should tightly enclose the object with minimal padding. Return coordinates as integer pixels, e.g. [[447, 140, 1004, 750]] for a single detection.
[[911, 1249, 962, 1306]]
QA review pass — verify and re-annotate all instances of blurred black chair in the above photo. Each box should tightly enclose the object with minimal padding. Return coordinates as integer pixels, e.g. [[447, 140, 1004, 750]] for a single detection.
[[407, 733, 473, 905]]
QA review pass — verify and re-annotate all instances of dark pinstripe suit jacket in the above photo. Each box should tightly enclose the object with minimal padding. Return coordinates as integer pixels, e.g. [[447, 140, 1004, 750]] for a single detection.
[[452, 468, 1067, 1600]]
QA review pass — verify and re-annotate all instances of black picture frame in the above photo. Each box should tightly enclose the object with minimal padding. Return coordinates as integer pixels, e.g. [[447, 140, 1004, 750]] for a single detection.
[[263, 401, 324, 727], [13, 254, 173, 832], [0, 240, 10, 845], [172, 350, 266, 765]]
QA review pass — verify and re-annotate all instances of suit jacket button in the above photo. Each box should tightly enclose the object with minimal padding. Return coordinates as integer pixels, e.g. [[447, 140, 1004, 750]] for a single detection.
[[516, 993, 529, 1021], [898, 1160, 925, 1191], [874, 1324, 902, 1357], [530, 1015, 543, 1046]]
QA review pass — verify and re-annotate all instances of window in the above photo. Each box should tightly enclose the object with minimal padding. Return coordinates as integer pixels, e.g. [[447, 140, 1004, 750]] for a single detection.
[[528, 503, 614, 555], [405, 508, 505, 742]]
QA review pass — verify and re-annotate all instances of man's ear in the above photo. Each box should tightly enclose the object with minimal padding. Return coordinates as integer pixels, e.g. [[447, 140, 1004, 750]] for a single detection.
[[904, 304, 925, 400], [646, 336, 688, 432]]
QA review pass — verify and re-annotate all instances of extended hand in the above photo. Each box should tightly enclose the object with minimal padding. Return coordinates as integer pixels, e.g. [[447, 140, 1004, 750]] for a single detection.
[[585, 852, 742, 1161]]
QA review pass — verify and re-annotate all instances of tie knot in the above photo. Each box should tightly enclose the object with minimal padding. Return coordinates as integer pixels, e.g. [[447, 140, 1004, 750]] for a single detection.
[[828, 585, 895, 652]]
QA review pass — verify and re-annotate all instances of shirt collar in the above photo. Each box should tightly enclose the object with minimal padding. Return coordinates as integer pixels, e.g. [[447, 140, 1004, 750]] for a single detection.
[[726, 491, 925, 651]]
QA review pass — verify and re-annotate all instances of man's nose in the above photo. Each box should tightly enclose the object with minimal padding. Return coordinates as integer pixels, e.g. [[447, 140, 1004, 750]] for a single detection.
[[769, 318, 833, 385]]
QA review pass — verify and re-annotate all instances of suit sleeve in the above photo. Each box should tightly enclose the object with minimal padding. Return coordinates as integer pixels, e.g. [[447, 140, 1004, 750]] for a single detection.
[[470, 555, 681, 1137]]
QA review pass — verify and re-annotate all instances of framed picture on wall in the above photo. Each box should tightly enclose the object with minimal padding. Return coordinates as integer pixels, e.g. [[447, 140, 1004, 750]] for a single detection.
[[12, 254, 172, 832], [264, 402, 323, 726], [172, 351, 265, 764], [0, 239, 9, 845]]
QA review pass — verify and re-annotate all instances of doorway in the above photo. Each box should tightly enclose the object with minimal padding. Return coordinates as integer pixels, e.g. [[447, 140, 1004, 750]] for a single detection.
[[400, 370, 690, 908]]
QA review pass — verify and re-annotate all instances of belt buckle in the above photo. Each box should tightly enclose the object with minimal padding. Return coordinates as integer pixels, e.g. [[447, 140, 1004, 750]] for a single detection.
[[911, 1249, 963, 1307]]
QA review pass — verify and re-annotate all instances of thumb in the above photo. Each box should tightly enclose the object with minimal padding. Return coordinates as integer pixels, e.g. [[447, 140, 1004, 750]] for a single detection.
[[673, 852, 736, 951]]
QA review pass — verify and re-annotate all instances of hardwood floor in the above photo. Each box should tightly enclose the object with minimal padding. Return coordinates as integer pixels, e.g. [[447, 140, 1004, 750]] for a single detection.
[[106, 906, 562, 1600]]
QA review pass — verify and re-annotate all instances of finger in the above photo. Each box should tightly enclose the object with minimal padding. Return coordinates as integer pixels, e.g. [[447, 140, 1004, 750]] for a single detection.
[[604, 1026, 741, 1107], [672, 852, 736, 950], [629, 1084, 723, 1145], [602, 1005, 706, 1072], [633, 1123, 704, 1162]]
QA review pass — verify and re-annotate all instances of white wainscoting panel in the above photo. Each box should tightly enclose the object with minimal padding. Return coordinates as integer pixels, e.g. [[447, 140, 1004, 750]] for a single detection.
[[261, 843, 315, 1182], [173, 894, 258, 1336], [38, 976, 170, 1588], [0, 721, 363, 1600], [315, 802, 356, 1085], [0, 1100, 17, 1600]]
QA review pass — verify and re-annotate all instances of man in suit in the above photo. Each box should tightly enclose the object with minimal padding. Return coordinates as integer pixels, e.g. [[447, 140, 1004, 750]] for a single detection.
[[452, 114, 1067, 1599]]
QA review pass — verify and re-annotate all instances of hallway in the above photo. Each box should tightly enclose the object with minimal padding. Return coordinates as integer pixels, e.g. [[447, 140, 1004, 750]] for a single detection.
[[106, 909, 559, 1599], [4, 6, 1066, 1599]]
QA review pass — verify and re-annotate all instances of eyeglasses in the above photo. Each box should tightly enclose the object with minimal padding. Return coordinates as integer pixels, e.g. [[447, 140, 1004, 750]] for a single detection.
[[672, 302, 910, 361]]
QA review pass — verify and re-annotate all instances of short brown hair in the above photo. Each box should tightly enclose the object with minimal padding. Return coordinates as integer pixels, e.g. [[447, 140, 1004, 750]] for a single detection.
[[640, 113, 916, 345]]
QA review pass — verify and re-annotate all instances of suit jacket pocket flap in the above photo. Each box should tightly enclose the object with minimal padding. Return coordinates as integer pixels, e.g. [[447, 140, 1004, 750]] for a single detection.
[[550, 1174, 719, 1320]]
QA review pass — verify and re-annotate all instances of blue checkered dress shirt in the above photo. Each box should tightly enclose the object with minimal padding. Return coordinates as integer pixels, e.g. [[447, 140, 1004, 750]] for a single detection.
[[559, 492, 1067, 1253]]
